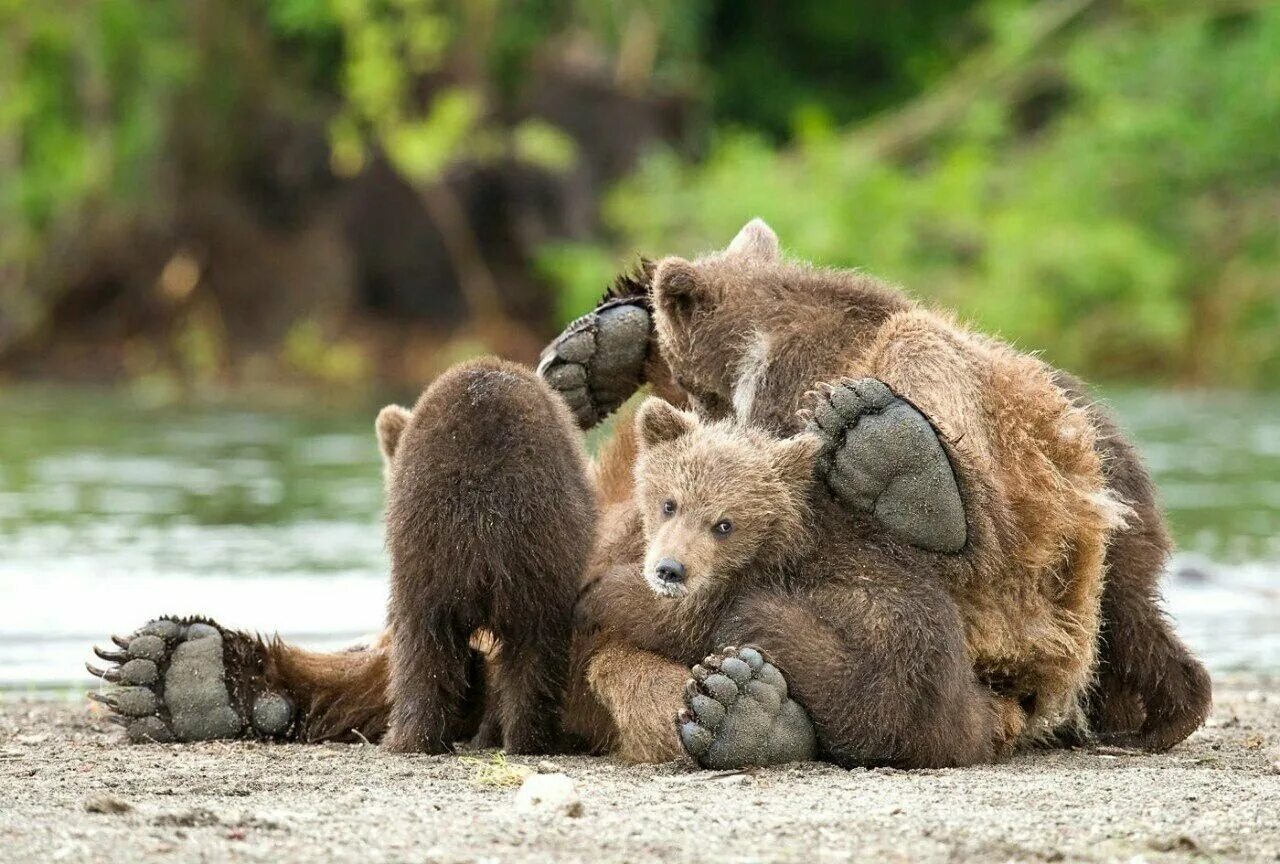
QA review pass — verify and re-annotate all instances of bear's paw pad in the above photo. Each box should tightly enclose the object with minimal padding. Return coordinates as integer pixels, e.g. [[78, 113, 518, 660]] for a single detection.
[[678, 645, 816, 770], [87, 617, 294, 743], [537, 298, 651, 428], [809, 377, 967, 553]]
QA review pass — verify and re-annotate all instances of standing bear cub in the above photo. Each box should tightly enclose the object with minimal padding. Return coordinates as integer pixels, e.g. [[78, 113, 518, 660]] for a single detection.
[[378, 358, 595, 753]]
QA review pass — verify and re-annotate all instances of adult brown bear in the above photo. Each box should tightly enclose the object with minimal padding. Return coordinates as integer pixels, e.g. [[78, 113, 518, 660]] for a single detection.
[[89, 221, 1209, 759], [542, 219, 1210, 752]]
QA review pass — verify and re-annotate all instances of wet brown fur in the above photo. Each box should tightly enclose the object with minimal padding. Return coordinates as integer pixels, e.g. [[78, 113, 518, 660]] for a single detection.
[[640, 224, 1206, 746], [377, 358, 595, 753], [579, 399, 1022, 766], [213, 225, 1205, 759]]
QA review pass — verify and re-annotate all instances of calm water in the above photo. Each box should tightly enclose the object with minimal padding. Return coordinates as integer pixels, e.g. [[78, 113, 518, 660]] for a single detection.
[[1, 387, 1277, 687]]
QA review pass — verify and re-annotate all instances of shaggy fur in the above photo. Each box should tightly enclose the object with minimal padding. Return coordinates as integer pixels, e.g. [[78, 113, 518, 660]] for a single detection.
[[1055, 370, 1212, 748], [100, 221, 1207, 760], [379, 358, 595, 753], [581, 398, 1020, 766], [607, 220, 1206, 747], [634, 228, 1117, 737]]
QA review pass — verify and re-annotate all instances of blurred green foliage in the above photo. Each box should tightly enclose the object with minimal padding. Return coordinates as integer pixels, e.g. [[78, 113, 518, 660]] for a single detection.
[[2, 0, 1277, 386], [0, 0, 187, 335], [0, 0, 186, 228], [545, 1, 1280, 387]]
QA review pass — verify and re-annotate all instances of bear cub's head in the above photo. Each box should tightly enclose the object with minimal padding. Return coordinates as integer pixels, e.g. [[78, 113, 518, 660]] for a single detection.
[[645, 219, 907, 435], [634, 397, 820, 600]]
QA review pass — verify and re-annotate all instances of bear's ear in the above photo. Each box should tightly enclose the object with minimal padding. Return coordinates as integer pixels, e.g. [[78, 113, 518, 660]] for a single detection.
[[376, 405, 411, 465], [724, 218, 780, 264], [653, 256, 712, 315], [636, 397, 696, 450], [774, 432, 822, 490]]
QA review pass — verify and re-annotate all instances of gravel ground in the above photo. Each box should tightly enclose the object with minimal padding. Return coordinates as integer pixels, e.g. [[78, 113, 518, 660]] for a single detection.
[[2, 679, 1278, 864]]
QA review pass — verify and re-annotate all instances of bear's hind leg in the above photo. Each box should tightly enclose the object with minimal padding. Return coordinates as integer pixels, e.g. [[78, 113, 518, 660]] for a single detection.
[[88, 616, 298, 743], [487, 621, 572, 755], [809, 377, 967, 553], [384, 612, 477, 753], [678, 645, 817, 770], [716, 580, 1006, 769]]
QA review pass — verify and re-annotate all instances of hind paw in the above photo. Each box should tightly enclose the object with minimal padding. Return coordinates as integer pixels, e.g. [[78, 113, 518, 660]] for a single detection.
[[1093, 651, 1212, 752], [537, 297, 651, 428], [809, 377, 966, 553], [678, 645, 816, 770], [87, 617, 294, 743]]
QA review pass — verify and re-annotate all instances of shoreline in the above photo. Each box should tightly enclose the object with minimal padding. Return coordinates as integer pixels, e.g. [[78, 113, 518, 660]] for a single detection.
[[2, 679, 1277, 863]]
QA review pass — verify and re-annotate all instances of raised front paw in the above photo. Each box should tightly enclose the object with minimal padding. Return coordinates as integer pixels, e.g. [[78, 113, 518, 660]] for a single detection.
[[537, 295, 652, 428], [678, 645, 816, 770], [809, 377, 966, 553], [87, 617, 294, 743]]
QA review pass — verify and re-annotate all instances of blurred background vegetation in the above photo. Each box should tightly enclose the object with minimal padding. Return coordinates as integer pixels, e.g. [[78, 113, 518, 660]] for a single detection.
[[2, 0, 1277, 392], [4, 1, 1280, 685]]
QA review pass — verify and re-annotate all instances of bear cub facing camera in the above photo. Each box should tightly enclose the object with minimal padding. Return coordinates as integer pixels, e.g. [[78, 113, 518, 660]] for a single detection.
[[634, 396, 820, 603], [627, 396, 823, 768], [595, 397, 1018, 770]]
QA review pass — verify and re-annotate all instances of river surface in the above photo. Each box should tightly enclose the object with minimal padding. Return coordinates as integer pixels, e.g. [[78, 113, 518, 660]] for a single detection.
[[1, 387, 1277, 688]]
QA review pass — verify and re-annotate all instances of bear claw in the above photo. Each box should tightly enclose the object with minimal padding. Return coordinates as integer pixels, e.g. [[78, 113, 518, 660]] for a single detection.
[[87, 616, 295, 743], [537, 297, 652, 428], [809, 377, 967, 553], [678, 645, 816, 770]]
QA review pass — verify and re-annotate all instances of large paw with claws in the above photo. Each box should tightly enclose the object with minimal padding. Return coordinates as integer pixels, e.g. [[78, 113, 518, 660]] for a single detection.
[[809, 377, 967, 553], [537, 296, 652, 428], [87, 617, 293, 743], [678, 645, 816, 770]]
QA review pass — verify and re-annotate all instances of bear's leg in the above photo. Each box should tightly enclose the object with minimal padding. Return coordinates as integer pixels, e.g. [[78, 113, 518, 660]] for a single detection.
[[809, 377, 967, 553], [585, 638, 691, 763], [488, 605, 574, 755], [678, 645, 817, 770], [704, 580, 1006, 769], [383, 610, 478, 753], [87, 618, 482, 745], [537, 294, 653, 428], [88, 616, 301, 743], [1089, 561, 1212, 751], [1054, 371, 1211, 751]]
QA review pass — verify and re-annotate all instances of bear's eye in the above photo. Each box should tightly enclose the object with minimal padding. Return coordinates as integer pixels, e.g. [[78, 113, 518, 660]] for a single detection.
[[712, 519, 734, 537], [662, 499, 677, 517]]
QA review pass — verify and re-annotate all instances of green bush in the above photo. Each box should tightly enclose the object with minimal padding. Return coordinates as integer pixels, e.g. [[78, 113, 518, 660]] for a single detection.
[[545, 2, 1280, 387]]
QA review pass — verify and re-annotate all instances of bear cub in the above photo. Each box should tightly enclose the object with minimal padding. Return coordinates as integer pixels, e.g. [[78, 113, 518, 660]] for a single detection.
[[379, 357, 596, 753], [625, 396, 823, 768], [589, 396, 1014, 769], [634, 396, 820, 605]]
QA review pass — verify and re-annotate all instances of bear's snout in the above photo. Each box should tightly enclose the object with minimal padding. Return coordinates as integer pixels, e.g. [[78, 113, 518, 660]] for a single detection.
[[654, 558, 687, 584]]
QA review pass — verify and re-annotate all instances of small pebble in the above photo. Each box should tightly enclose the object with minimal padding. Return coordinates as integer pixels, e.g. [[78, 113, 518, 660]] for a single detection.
[[515, 773, 583, 817]]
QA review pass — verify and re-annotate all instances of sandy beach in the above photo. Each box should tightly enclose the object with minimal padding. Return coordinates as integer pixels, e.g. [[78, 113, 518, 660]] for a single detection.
[[2, 678, 1277, 864]]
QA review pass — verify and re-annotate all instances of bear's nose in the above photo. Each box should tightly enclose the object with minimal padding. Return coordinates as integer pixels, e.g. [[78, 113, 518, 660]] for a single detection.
[[654, 558, 686, 584]]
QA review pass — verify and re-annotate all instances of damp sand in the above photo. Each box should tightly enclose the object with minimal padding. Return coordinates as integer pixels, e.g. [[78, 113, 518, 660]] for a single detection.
[[1, 678, 1277, 863]]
